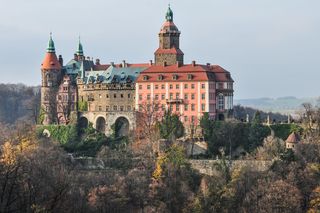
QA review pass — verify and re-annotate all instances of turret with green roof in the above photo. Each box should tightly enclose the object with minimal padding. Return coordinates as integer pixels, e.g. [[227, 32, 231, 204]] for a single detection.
[[76, 37, 84, 56], [165, 4, 173, 22], [46, 33, 55, 53]]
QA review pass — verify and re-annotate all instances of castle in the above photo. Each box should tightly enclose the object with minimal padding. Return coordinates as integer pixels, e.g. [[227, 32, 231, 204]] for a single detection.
[[40, 6, 234, 136]]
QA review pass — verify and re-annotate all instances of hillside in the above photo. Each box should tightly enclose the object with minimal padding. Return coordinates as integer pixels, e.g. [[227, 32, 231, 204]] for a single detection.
[[234, 96, 318, 115], [0, 84, 40, 124]]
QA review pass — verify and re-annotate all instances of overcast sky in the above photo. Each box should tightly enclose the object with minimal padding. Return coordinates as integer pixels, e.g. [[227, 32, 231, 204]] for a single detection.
[[0, 0, 319, 99]]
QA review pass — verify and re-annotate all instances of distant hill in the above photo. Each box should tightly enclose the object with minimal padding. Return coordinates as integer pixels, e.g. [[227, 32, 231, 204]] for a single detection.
[[234, 96, 319, 115], [0, 84, 40, 124]]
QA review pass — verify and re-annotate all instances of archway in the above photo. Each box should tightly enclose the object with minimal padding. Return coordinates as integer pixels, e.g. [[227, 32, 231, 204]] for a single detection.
[[79, 117, 89, 129], [114, 117, 130, 137], [96, 117, 106, 133], [218, 114, 225, 121]]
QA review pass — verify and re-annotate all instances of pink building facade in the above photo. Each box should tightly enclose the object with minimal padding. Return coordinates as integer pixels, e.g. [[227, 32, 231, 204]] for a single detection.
[[136, 6, 234, 128]]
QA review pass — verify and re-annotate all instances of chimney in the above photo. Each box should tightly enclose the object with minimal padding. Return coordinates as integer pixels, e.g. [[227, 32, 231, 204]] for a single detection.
[[110, 62, 115, 67], [95, 59, 100, 65], [122, 60, 126, 67], [163, 61, 167, 67], [206, 63, 211, 66], [149, 60, 153, 66], [192, 61, 196, 66], [58, 55, 63, 66]]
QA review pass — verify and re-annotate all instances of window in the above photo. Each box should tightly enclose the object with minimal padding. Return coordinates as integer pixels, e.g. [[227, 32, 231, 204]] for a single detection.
[[155, 85, 159, 90], [106, 106, 110, 111], [143, 75, 148, 80], [191, 94, 195, 100], [58, 95, 62, 100], [139, 94, 142, 100], [155, 94, 159, 100], [191, 104, 195, 111], [106, 94, 109, 98], [169, 84, 173, 89], [147, 85, 151, 90], [147, 94, 151, 100], [120, 106, 124, 111], [161, 104, 166, 111], [191, 116, 195, 122], [98, 106, 102, 111], [139, 85, 142, 89], [184, 84, 188, 89], [128, 94, 131, 98], [201, 93, 205, 100], [121, 94, 124, 98], [184, 104, 188, 111], [114, 94, 117, 98], [191, 84, 195, 89], [201, 104, 205, 111], [155, 104, 159, 111], [161, 94, 165, 100], [176, 84, 179, 89], [113, 105, 117, 111], [176, 93, 180, 99], [170, 93, 173, 100], [218, 94, 224, 110], [184, 94, 188, 100], [172, 74, 178, 80], [187, 74, 193, 80], [169, 104, 173, 111], [201, 84, 205, 89], [158, 75, 163, 80], [209, 93, 214, 100], [127, 106, 131, 111], [176, 104, 180, 111], [161, 84, 165, 89]]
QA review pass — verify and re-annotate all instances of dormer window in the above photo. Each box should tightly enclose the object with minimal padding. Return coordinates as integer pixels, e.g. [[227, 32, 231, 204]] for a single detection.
[[158, 75, 163, 80], [172, 74, 178, 80], [187, 74, 193, 80], [143, 75, 149, 81]]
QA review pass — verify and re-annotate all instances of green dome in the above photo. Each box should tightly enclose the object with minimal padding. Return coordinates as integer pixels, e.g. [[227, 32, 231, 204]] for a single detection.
[[165, 5, 173, 22], [46, 33, 55, 53]]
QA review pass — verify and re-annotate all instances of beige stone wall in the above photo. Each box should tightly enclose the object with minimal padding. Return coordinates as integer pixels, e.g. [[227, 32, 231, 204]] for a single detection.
[[78, 83, 136, 113], [77, 82, 136, 136]]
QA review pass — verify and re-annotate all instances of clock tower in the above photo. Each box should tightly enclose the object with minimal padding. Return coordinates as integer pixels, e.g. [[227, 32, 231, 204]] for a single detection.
[[155, 5, 184, 66]]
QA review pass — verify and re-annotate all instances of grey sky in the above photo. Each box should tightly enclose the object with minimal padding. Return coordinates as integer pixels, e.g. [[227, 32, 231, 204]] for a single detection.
[[0, 0, 319, 99]]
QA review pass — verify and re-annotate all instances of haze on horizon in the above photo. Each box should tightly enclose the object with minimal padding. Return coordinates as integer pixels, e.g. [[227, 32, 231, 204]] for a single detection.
[[0, 0, 319, 99]]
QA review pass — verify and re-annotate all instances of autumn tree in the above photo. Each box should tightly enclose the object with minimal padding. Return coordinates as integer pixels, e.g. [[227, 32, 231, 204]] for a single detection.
[[243, 179, 303, 213]]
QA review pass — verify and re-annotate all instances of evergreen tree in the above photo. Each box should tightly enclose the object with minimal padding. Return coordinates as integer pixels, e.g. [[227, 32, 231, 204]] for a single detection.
[[157, 110, 184, 140]]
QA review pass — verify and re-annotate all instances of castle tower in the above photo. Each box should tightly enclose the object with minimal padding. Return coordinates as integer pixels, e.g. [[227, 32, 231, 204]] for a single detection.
[[40, 33, 62, 124], [154, 5, 184, 66]]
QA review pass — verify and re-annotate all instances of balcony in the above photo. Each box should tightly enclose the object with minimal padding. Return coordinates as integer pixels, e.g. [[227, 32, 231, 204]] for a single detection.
[[166, 99, 183, 104]]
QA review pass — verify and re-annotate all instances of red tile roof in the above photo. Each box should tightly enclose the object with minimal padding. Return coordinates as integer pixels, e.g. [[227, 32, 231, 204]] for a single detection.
[[41, 53, 61, 70], [286, 132, 301, 143], [136, 63, 233, 82], [154, 47, 184, 55], [93, 64, 110, 70]]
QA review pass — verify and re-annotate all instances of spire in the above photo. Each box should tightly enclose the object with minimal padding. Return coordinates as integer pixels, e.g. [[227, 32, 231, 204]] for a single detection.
[[46, 32, 55, 53], [76, 36, 84, 56], [165, 4, 173, 22]]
